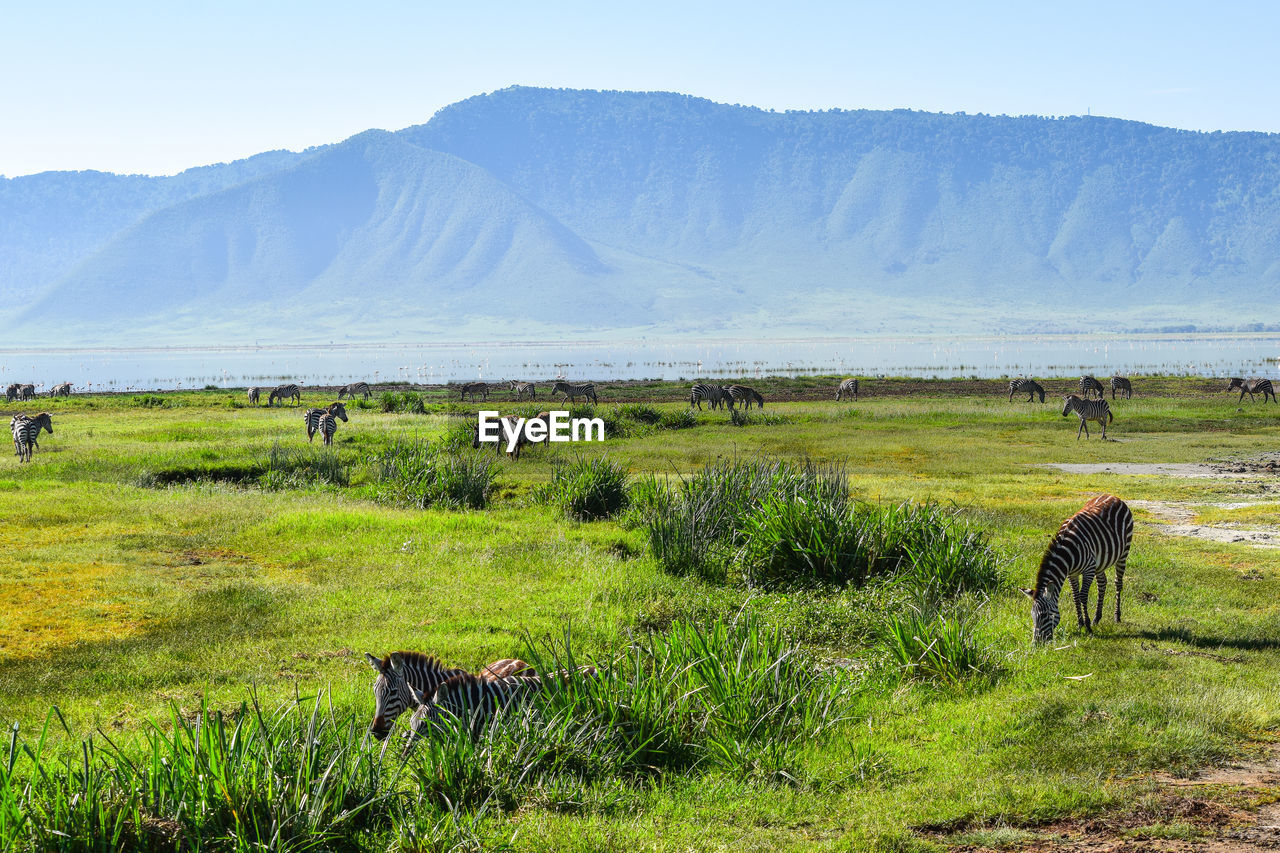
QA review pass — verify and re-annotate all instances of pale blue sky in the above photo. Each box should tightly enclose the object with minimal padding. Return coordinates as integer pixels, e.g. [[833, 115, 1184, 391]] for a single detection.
[[2, 1, 1276, 177]]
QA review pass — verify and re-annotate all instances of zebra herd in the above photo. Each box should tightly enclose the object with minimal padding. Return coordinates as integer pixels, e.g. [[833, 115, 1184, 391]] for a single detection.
[[689, 383, 765, 410], [364, 651, 596, 750], [5, 383, 69, 401], [450, 380, 596, 404], [1009, 375, 1124, 440]]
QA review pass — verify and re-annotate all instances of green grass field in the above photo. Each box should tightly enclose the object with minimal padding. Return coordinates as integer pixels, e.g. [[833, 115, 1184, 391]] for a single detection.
[[2, 377, 1279, 851]]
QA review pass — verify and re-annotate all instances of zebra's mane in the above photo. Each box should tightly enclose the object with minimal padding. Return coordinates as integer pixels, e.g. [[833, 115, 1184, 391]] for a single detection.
[[1032, 526, 1071, 597], [388, 650, 455, 671]]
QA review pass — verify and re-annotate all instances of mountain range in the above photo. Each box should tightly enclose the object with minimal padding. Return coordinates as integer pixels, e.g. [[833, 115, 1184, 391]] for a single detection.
[[6, 86, 1280, 345]]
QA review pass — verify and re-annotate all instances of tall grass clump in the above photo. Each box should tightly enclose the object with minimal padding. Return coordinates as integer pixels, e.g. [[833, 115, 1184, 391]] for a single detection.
[[883, 593, 998, 685], [539, 457, 630, 520], [372, 437, 496, 509], [260, 442, 349, 488], [658, 409, 697, 430], [378, 391, 427, 414], [616, 403, 661, 425], [633, 458, 1001, 593]]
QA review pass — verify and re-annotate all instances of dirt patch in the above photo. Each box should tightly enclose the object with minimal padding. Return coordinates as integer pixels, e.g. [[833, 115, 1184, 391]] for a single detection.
[[1128, 500, 1280, 550], [1041, 463, 1276, 480]]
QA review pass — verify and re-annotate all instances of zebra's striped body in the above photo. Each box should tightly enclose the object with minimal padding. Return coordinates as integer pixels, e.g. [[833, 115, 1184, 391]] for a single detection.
[[363, 651, 533, 740], [1007, 378, 1045, 403], [1061, 395, 1112, 439], [1079, 376, 1104, 399], [689, 383, 725, 410], [459, 382, 490, 402], [246, 387, 260, 406], [836, 378, 859, 401], [472, 414, 536, 459], [269, 384, 301, 406], [317, 413, 338, 445], [49, 382, 72, 398], [10, 413, 52, 463], [338, 382, 372, 400], [509, 380, 537, 401], [304, 402, 348, 442], [1023, 494, 1133, 642], [403, 672, 545, 742], [1110, 376, 1132, 400], [727, 385, 764, 410], [552, 381, 597, 404], [1228, 377, 1276, 404], [20, 385, 35, 401], [4, 384, 17, 403]]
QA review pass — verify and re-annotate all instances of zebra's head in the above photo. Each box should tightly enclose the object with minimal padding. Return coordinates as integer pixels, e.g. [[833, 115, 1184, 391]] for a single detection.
[[365, 652, 414, 740], [1021, 587, 1060, 643], [1061, 395, 1079, 416], [328, 402, 348, 422], [32, 413, 52, 434]]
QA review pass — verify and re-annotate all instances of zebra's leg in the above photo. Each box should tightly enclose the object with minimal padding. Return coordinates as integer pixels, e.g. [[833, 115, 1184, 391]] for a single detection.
[[1099, 416, 1106, 440], [1076, 569, 1096, 633], [1092, 568, 1108, 626], [1077, 417, 1087, 439], [1114, 557, 1126, 623], [1068, 574, 1085, 628]]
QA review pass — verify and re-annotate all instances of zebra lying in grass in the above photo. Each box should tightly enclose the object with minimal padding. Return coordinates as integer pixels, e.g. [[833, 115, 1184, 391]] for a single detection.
[[338, 381, 372, 400], [509, 380, 537, 400], [304, 402, 348, 442], [1022, 494, 1133, 642], [269, 383, 301, 406], [836, 378, 859, 401], [552, 381, 597, 404], [399, 663, 599, 748], [1110, 375, 1132, 400], [1061, 395, 1112, 440], [1007, 378, 1045, 402], [246, 387, 260, 406], [10, 413, 53, 463], [363, 651, 534, 741], [1228, 377, 1276, 403]]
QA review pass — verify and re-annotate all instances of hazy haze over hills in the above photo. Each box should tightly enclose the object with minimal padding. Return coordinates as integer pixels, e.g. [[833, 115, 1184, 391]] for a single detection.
[[7, 86, 1280, 345]]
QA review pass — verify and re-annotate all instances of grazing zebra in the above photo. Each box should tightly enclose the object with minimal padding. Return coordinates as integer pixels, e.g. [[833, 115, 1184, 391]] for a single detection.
[[1078, 376, 1104, 399], [338, 381, 372, 400], [836, 378, 859, 401], [402, 672, 544, 744], [472, 414, 533, 459], [1021, 494, 1133, 643], [458, 382, 490, 402], [269, 383, 301, 406], [246, 387, 260, 406], [304, 402, 348, 442], [509, 380, 537, 401], [727, 384, 764, 410], [1227, 377, 1276, 404], [10, 413, 53, 463], [49, 382, 72, 398], [1110, 375, 1133, 400], [1007, 378, 1045, 403], [19, 385, 35, 401], [689, 383, 726, 410], [363, 651, 532, 740], [552, 381, 597, 404], [1061, 395, 1112, 440]]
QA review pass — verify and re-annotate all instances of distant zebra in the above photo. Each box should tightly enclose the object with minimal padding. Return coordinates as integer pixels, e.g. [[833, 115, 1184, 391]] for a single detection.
[[19, 385, 35, 402], [509, 380, 537, 401], [338, 381, 372, 400], [727, 384, 764, 409], [472, 414, 535, 459], [1078, 376, 1104, 399], [459, 382, 490, 402], [552, 381, 597, 404], [246, 387, 260, 406], [1007, 378, 1045, 403], [49, 382, 72, 398], [304, 402, 348, 442], [1061, 395, 1113, 440], [10, 413, 53, 463], [689, 383, 725, 410], [836, 378, 859, 401], [1110, 376, 1133, 400], [1021, 494, 1133, 642], [363, 651, 533, 740], [1227, 377, 1276, 404], [269, 383, 301, 406], [4, 384, 17, 403]]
